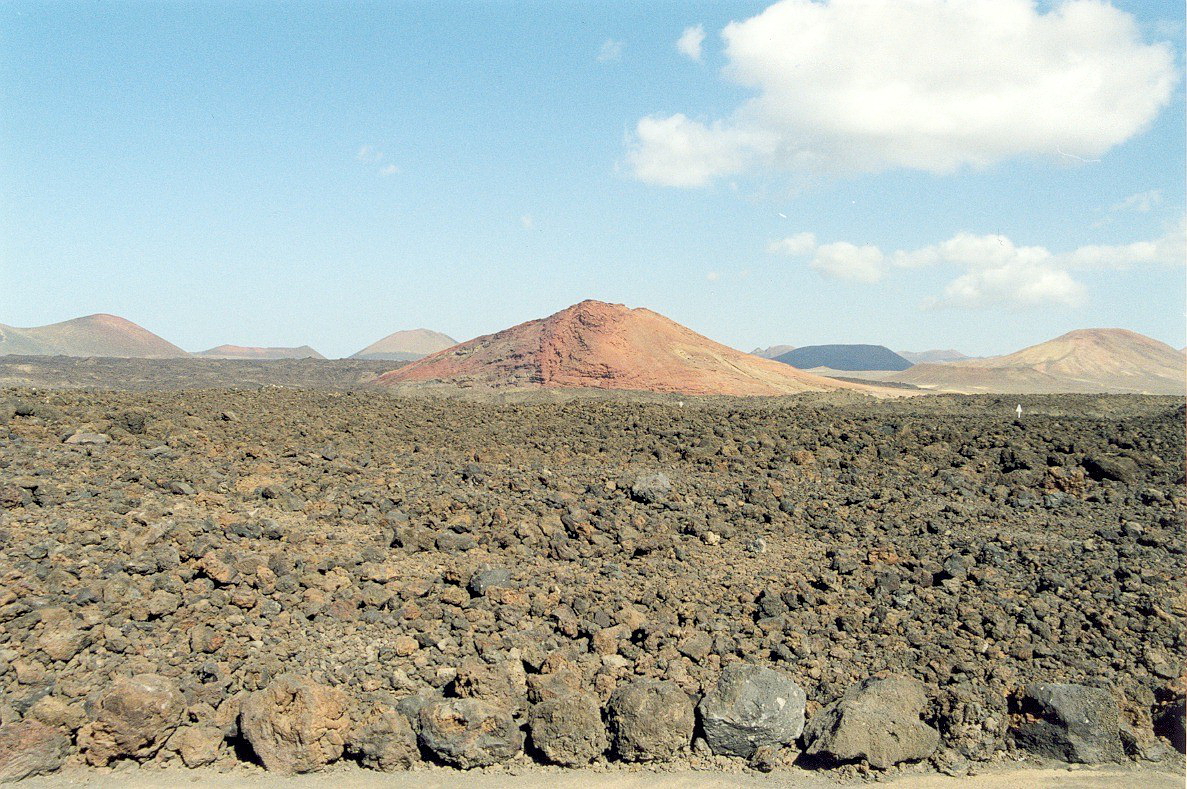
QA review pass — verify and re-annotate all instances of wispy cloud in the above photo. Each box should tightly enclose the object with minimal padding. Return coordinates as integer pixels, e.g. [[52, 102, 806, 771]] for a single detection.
[[356, 145, 383, 163], [1110, 190, 1162, 214], [597, 39, 624, 63], [379, 164, 400, 177]]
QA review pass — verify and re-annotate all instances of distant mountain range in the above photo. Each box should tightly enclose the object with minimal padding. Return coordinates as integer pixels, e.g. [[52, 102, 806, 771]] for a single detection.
[[774, 344, 913, 372], [0, 314, 189, 358], [751, 344, 796, 359], [898, 349, 971, 364], [351, 329, 458, 361], [2, 313, 1182, 395], [195, 345, 326, 360]]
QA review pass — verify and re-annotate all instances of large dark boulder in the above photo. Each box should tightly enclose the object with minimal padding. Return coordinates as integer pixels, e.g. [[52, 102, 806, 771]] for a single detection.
[[1013, 683, 1123, 764], [698, 664, 806, 758]]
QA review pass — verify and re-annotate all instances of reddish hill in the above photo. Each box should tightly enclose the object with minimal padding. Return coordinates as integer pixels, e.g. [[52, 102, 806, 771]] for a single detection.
[[374, 300, 880, 396], [195, 344, 325, 360], [0, 314, 189, 358], [892, 328, 1184, 394]]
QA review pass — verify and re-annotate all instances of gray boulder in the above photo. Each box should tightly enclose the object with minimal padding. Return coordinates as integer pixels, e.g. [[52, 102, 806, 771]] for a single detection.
[[1013, 683, 1122, 764], [468, 567, 512, 596], [630, 473, 672, 504], [528, 693, 608, 766], [698, 664, 806, 757], [607, 679, 693, 762], [804, 675, 939, 769], [418, 698, 523, 768]]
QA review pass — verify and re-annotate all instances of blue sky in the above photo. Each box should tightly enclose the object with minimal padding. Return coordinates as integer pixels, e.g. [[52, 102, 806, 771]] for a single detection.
[[2, 0, 1183, 357]]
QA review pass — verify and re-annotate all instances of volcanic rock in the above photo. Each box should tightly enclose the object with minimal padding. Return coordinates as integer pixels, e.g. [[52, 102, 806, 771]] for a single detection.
[[528, 693, 608, 766], [1155, 699, 1185, 754], [607, 679, 694, 762], [803, 675, 939, 769], [375, 300, 878, 396], [167, 725, 224, 768], [418, 698, 524, 768], [698, 664, 806, 758], [77, 674, 185, 766], [0, 719, 69, 783], [239, 674, 351, 774], [1013, 683, 1123, 764], [346, 701, 419, 771]]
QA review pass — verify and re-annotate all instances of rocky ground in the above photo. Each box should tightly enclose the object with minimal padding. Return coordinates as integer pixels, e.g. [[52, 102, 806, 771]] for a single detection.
[[0, 386, 1184, 782], [0, 357, 403, 391]]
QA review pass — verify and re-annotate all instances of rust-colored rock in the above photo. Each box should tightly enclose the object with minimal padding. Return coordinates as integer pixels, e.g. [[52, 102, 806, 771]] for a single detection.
[[77, 674, 185, 766], [239, 674, 351, 774], [374, 300, 877, 397]]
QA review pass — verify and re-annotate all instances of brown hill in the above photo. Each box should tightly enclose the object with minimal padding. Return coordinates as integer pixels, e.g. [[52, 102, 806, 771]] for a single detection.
[[374, 300, 883, 396], [0, 314, 189, 358], [195, 344, 325, 360], [891, 328, 1184, 394], [751, 344, 796, 359], [351, 329, 457, 361]]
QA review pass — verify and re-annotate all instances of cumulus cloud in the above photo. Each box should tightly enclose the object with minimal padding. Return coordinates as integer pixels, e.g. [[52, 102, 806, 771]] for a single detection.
[[677, 25, 705, 61], [811, 242, 884, 283], [629, 0, 1177, 186], [770, 223, 1185, 309], [597, 39, 624, 62]]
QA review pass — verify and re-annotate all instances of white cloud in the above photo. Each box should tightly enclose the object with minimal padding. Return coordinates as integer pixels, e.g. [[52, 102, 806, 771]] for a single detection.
[[771, 223, 1185, 309], [811, 241, 884, 283], [1110, 190, 1163, 214], [677, 25, 705, 61], [931, 263, 1087, 309], [627, 114, 772, 187], [629, 0, 1177, 186], [706, 271, 720, 281], [767, 232, 817, 256], [379, 164, 400, 177], [597, 39, 624, 63], [520, 214, 535, 230]]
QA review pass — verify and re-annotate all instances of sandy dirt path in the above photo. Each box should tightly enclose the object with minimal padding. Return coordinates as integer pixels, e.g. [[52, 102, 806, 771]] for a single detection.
[[17, 763, 1185, 789]]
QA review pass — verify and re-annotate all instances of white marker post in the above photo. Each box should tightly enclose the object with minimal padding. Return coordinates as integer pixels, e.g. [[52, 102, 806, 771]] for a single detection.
[[1015, 404, 1022, 418]]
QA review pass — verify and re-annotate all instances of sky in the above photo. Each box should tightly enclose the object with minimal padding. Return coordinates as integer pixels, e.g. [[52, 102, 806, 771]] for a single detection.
[[2, 0, 1184, 358]]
